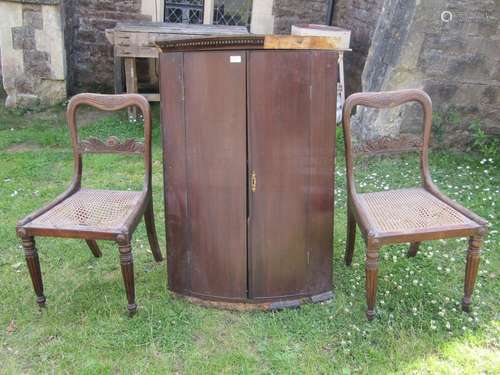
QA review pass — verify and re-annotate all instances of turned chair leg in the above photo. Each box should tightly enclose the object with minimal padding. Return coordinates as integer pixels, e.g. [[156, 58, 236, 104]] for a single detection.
[[118, 239, 137, 316], [345, 204, 356, 266], [144, 198, 163, 262], [462, 235, 482, 312], [86, 239, 102, 258], [407, 242, 421, 257], [365, 244, 380, 321], [21, 236, 46, 307]]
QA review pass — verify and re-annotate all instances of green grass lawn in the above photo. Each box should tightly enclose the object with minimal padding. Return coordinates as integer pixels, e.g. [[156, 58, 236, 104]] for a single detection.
[[0, 101, 498, 374]]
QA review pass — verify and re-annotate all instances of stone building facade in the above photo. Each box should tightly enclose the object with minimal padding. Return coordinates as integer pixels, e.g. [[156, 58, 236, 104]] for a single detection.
[[332, 0, 384, 96], [62, 0, 277, 93], [352, 0, 500, 144], [63, 0, 151, 94], [0, 0, 66, 107], [0, 0, 330, 98], [272, 0, 329, 34], [0, 0, 498, 144]]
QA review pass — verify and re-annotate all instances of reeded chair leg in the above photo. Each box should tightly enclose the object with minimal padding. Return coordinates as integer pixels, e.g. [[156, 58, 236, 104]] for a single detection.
[[365, 245, 379, 321], [86, 239, 102, 258], [407, 241, 420, 257], [345, 204, 356, 266], [144, 198, 163, 262], [118, 240, 137, 316], [21, 236, 46, 307], [462, 235, 482, 312]]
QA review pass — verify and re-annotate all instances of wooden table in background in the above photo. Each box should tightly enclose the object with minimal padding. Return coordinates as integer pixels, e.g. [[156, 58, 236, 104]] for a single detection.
[[105, 22, 249, 119]]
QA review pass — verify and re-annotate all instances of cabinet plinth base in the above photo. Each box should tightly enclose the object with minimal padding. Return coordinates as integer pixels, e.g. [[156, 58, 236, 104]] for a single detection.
[[171, 291, 334, 311]]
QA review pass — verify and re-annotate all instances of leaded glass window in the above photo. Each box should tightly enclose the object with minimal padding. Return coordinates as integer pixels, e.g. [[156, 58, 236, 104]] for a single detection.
[[213, 0, 252, 27], [165, 0, 204, 24]]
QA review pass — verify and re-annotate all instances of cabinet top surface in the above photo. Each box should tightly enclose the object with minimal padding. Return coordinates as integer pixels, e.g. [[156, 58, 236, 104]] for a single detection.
[[156, 35, 349, 53]]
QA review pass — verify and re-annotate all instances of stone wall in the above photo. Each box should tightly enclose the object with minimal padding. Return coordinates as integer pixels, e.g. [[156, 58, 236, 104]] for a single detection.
[[251, 0, 275, 34], [272, 0, 329, 34], [0, 0, 66, 107], [272, 0, 385, 96], [352, 0, 500, 146], [332, 0, 383, 96], [63, 0, 152, 94]]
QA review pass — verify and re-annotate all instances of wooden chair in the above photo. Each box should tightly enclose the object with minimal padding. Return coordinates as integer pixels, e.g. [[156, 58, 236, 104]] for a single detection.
[[342, 89, 488, 320], [16, 93, 163, 316]]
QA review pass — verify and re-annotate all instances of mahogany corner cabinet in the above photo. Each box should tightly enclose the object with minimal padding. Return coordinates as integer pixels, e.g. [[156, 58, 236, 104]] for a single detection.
[[158, 36, 338, 310]]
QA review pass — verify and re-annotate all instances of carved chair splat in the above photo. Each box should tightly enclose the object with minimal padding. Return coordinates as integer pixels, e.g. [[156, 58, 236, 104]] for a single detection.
[[342, 89, 488, 320], [16, 93, 163, 316]]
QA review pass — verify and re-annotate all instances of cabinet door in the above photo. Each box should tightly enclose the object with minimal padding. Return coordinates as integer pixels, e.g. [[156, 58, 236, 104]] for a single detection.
[[162, 51, 248, 299], [248, 50, 337, 299]]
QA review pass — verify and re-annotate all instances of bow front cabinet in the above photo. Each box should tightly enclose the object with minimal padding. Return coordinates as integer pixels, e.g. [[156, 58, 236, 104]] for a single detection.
[[159, 37, 338, 309]]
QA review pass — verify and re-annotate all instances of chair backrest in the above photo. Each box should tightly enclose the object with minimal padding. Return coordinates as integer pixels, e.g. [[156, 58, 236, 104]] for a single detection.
[[66, 93, 153, 192], [342, 89, 433, 196]]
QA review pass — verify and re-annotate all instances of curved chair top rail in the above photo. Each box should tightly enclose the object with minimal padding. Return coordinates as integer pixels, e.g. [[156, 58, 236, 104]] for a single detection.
[[343, 89, 432, 112], [68, 93, 150, 115], [342, 89, 432, 165], [67, 93, 151, 156], [66, 93, 153, 193], [342, 89, 432, 192]]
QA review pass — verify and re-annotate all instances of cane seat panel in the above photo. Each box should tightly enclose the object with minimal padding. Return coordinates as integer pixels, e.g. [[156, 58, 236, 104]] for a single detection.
[[358, 188, 476, 234], [25, 189, 143, 231]]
